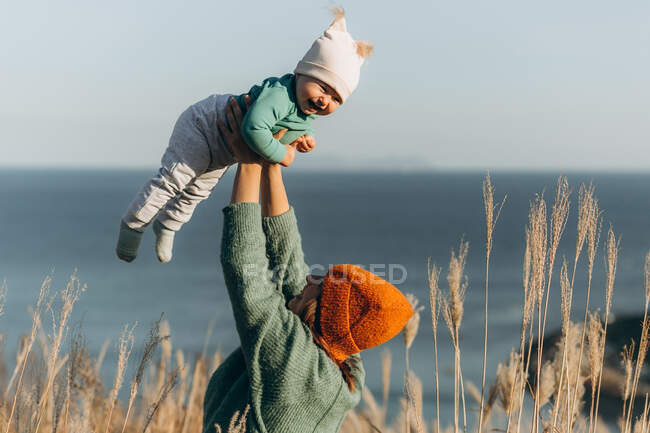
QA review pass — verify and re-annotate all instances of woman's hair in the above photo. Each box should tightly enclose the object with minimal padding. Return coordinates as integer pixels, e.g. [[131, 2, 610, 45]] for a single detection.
[[299, 296, 357, 392]]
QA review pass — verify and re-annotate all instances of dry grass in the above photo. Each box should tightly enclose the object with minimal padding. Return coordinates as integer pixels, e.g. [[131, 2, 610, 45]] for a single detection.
[[1, 175, 649, 433]]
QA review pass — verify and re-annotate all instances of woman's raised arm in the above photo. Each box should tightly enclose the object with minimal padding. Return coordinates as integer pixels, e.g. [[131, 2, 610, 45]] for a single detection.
[[261, 164, 290, 217], [261, 158, 309, 301]]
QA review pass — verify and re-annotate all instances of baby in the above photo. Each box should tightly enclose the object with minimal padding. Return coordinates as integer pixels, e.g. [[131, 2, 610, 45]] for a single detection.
[[116, 9, 372, 263]]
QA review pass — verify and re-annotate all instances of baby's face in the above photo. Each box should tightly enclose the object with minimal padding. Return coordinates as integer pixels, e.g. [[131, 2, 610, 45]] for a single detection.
[[295, 74, 342, 116]]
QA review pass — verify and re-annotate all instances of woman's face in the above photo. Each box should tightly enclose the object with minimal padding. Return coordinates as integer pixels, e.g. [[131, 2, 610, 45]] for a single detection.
[[288, 274, 323, 315]]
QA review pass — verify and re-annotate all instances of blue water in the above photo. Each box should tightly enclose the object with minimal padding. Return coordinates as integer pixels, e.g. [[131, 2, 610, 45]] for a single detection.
[[0, 169, 648, 424]]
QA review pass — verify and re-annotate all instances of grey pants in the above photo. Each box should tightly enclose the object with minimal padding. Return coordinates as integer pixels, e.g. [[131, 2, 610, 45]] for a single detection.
[[123, 94, 237, 232]]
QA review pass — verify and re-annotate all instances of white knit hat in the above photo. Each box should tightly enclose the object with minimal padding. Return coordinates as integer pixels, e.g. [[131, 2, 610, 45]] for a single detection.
[[294, 9, 371, 103]]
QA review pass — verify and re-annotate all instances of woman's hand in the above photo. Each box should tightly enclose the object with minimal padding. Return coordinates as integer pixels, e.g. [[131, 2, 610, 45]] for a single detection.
[[279, 144, 296, 167], [217, 95, 287, 164]]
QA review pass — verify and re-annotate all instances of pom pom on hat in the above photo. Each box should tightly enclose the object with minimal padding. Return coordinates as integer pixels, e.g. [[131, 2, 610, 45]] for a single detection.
[[294, 8, 372, 103], [318, 264, 414, 362]]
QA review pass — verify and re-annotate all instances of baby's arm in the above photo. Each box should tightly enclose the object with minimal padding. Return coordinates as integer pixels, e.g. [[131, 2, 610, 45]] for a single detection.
[[240, 89, 293, 165]]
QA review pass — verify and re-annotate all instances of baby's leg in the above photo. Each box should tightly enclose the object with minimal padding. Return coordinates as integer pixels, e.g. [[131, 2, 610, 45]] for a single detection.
[[117, 155, 199, 262], [117, 107, 211, 262], [156, 167, 228, 231], [153, 167, 229, 263]]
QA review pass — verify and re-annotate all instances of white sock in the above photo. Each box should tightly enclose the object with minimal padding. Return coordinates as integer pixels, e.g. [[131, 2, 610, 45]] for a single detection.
[[153, 220, 175, 263]]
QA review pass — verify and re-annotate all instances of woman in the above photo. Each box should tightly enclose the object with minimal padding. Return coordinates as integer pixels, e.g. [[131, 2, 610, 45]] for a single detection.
[[202, 97, 414, 433]]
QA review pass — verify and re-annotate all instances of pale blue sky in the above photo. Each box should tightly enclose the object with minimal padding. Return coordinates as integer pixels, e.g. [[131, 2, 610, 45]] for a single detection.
[[1, 0, 649, 170]]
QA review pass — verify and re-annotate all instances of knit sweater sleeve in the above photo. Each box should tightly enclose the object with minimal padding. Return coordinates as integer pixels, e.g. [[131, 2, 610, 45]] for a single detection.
[[220, 203, 275, 340], [262, 208, 309, 301], [240, 87, 292, 163]]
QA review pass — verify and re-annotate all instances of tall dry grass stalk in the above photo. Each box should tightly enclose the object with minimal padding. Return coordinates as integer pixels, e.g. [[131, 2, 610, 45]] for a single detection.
[[121, 314, 166, 433], [570, 184, 602, 432], [516, 193, 547, 433], [428, 260, 442, 433], [620, 341, 635, 429], [504, 225, 534, 433], [478, 174, 506, 433], [587, 311, 604, 433], [104, 324, 136, 433], [403, 294, 425, 433], [592, 228, 620, 433], [441, 240, 469, 433], [532, 178, 570, 433]]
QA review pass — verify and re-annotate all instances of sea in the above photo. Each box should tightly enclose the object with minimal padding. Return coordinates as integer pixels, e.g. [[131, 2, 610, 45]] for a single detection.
[[0, 169, 648, 426]]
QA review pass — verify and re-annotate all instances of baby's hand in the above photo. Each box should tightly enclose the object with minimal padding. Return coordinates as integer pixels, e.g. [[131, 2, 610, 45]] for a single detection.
[[279, 144, 296, 167], [294, 135, 316, 153]]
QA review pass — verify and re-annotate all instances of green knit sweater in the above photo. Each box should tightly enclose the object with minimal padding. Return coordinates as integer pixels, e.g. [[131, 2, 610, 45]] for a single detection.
[[202, 203, 364, 433]]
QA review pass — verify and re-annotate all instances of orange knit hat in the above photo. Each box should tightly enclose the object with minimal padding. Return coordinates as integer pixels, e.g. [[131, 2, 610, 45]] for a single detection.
[[318, 264, 414, 362]]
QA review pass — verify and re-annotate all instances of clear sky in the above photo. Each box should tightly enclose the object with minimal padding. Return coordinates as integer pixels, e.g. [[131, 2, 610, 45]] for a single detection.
[[1, 0, 649, 171]]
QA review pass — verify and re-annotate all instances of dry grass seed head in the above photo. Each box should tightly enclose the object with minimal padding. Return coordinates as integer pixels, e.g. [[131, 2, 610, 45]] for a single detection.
[[483, 174, 507, 254], [428, 260, 441, 334], [496, 348, 525, 416], [538, 361, 556, 408], [403, 294, 424, 350], [638, 318, 650, 368], [576, 182, 602, 278], [227, 404, 250, 433], [587, 311, 604, 387], [159, 319, 172, 366], [564, 322, 586, 382], [549, 177, 571, 268], [522, 228, 534, 331], [481, 382, 499, 428], [114, 323, 135, 395], [560, 257, 572, 338], [621, 342, 636, 401], [551, 320, 586, 423], [405, 370, 426, 433], [576, 183, 596, 259], [528, 194, 548, 305], [440, 295, 455, 346], [605, 227, 619, 317], [447, 239, 469, 330]]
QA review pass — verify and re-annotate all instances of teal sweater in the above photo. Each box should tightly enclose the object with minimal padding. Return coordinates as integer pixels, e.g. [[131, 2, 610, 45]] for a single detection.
[[236, 74, 316, 164], [202, 203, 364, 433]]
